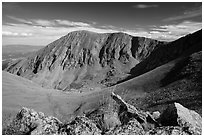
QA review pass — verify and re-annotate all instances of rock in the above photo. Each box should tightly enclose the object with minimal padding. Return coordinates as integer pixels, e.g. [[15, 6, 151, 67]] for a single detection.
[[3, 107, 62, 135], [110, 92, 161, 134], [159, 102, 202, 135], [106, 119, 145, 135], [111, 92, 147, 124], [146, 126, 189, 135], [59, 116, 101, 135], [152, 111, 161, 120], [111, 92, 159, 128], [3, 107, 101, 135], [103, 112, 121, 131]]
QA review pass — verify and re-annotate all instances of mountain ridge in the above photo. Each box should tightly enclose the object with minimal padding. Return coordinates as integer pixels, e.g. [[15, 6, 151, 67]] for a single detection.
[[5, 30, 164, 90], [5, 29, 202, 91]]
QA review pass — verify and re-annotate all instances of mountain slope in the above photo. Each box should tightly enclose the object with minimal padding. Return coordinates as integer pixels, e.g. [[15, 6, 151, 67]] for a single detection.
[[2, 71, 85, 124], [112, 51, 202, 115], [126, 29, 202, 81]]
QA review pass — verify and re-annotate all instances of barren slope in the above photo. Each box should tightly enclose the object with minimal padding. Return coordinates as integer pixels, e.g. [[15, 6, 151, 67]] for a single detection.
[[2, 71, 84, 123]]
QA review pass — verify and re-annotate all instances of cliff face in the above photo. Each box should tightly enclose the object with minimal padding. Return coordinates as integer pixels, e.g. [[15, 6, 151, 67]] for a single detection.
[[6, 30, 162, 90]]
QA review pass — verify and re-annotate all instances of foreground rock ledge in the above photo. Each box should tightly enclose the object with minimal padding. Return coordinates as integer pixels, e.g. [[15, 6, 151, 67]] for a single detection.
[[3, 93, 202, 135]]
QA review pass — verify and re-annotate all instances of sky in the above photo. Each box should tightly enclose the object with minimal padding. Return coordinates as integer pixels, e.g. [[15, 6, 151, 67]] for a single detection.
[[2, 2, 202, 46]]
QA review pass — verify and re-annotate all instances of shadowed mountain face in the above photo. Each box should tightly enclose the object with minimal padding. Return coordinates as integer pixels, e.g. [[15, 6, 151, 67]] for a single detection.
[[5, 30, 201, 92], [127, 30, 202, 80], [5, 30, 164, 91]]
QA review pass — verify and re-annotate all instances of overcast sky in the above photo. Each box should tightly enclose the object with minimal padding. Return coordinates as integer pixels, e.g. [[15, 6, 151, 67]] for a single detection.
[[2, 2, 202, 46]]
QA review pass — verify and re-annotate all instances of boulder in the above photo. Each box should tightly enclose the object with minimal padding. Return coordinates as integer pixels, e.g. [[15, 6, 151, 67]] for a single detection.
[[152, 111, 161, 120], [3, 107, 62, 135], [159, 102, 202, 135], [111, 92, 159, 127], [111, 92, 147, 124]]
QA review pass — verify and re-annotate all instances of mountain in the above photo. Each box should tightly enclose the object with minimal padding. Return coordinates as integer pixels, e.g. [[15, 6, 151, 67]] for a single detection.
[[5, 30, 165, 91], [5, 30, 201, 92]]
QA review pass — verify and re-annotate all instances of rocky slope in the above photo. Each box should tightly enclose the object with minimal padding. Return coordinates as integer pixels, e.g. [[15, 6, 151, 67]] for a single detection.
[[5, 30, 164, 91], [3, 93, 202, 135]]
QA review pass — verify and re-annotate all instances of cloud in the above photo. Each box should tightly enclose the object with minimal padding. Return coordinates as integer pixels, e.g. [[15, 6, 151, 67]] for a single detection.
[[133, 4, 158, 9], [152, 21, 202, 33], [149, 21, 202, 41], [55, 20, 90, 27], [163, 6, 201, 22], [7, 16, 92, 27], [2, 17, 120, 45], [2, 31, 32, 37], [119, 21, 202, 41], [7, 16, 33, 25], [3, 16, 202, 45], [32, 19, 55, 27]]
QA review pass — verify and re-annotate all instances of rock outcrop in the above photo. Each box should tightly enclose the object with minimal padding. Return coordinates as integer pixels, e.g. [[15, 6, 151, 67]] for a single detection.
[[59, 116, 101, 135], [111, 92, 159, 127], [3, 93, 201, 135], [2, 107, 101, 135], [2, 107, 62, 135]]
